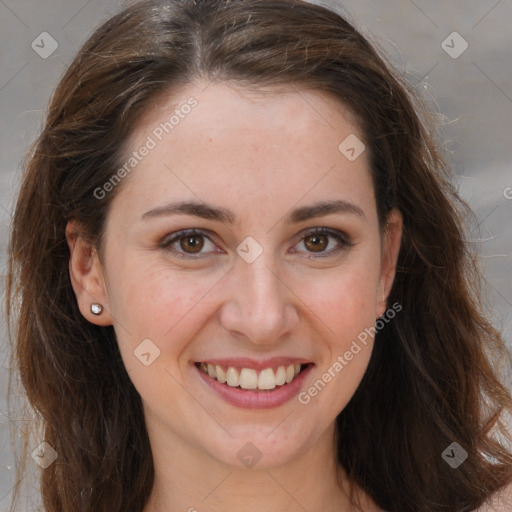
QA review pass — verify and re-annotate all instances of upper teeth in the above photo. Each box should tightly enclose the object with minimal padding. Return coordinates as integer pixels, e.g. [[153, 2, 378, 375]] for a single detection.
[[200, 363, 302, 390]]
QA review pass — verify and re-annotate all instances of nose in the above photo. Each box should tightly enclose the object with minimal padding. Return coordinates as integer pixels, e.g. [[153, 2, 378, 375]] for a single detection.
[[219, 255, 299, 345]]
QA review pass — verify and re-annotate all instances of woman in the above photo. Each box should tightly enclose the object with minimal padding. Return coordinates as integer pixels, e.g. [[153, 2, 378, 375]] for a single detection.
[[6, 0, 512, 510]]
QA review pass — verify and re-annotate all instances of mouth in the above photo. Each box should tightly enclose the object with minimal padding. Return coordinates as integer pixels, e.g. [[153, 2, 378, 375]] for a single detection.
[[195, 361, 311, 392]]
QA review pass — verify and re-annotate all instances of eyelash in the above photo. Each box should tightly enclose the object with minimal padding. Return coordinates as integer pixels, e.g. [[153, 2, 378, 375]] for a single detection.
[[160, 227, 354, 260]]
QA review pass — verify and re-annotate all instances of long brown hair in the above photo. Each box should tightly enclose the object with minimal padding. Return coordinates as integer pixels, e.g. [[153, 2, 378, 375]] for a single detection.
[[7, 1, 512, 510]]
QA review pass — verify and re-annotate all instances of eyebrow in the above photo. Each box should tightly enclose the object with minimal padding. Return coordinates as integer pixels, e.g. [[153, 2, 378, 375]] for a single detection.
[[141, 199, 366, 224]]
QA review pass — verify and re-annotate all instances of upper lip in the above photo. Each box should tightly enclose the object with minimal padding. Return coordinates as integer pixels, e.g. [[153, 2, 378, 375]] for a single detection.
[[196, 357, 312, 370]]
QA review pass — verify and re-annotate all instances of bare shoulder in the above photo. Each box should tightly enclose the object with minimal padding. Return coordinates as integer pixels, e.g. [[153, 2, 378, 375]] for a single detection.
[[478, 483, 512, 512]]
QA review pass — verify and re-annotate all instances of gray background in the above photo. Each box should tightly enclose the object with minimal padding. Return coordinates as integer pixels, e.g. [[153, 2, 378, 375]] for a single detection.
[[1, 0, 511, 509]]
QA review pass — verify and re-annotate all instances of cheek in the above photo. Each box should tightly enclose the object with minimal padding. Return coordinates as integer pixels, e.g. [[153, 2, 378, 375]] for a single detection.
[[294, 267, 379, 416], [297, 257, 381, 341], [105, 260, 215, 401], [105, 256, 214, 355]]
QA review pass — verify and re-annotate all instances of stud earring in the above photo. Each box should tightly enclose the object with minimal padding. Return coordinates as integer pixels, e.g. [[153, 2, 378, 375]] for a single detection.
[[90, 303, 103, 315]]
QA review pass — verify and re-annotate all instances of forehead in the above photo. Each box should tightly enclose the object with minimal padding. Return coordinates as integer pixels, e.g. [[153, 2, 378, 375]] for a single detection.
[[112, 81, 376, 226]]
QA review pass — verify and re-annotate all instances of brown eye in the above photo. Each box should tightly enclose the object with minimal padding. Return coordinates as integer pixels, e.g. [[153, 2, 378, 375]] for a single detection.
[[303, 234, 328, 252], [161, 229, 218, 259], [294, 227, 354, 257], [180, 234, 204, 253]]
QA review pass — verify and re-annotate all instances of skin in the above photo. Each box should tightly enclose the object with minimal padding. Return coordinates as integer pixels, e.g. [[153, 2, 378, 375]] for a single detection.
[[67, 81, 402, 512]]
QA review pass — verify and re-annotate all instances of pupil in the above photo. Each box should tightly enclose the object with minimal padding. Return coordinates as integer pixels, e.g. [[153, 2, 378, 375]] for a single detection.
[[306, 234, 327, 252], [181, 235, 203, 253]]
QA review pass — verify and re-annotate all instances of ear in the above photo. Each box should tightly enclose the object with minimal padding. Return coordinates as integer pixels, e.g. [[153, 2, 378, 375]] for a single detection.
[[376, 208, 403, 318], [66, 221, 113, 326]]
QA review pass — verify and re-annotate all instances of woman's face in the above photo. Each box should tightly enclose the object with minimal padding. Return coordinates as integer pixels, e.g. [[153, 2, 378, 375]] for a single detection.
[[69, 82, 401, 469]]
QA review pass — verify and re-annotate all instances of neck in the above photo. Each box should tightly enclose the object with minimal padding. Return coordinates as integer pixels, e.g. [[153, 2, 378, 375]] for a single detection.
[[143, 422, 375, 512]]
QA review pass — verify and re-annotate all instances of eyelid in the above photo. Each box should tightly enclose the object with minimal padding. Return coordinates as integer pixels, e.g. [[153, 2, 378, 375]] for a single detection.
[[159, 228, 220, 259], [298, 226, 353, 244], [160, 228, 213, 246], [159, 226, 354, 259], [293, 227, 354, 257]]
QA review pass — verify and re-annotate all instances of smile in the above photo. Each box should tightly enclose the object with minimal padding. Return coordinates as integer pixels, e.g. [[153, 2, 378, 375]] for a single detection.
[[194, 357, 314, 409], [197, 362, 306, 391]]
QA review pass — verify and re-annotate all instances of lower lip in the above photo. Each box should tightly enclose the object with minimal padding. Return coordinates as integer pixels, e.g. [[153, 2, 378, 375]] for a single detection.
[[196, 364, 313, 409]]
